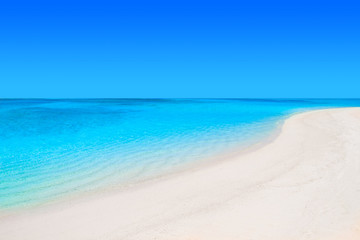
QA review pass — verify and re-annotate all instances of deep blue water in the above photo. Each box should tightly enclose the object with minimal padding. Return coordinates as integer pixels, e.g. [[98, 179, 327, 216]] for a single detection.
[[1, 99, 360, 209]]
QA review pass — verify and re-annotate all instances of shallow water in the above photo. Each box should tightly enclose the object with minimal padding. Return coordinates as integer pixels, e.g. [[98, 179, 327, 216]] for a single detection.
[[1, 99, 360, 209]]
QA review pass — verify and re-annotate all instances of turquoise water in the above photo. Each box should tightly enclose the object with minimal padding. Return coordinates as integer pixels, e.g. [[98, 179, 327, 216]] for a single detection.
[[1, 99, 360, 209]]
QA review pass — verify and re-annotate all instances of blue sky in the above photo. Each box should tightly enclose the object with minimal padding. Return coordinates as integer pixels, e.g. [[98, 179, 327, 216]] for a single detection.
[[0, 0, 359, 98]]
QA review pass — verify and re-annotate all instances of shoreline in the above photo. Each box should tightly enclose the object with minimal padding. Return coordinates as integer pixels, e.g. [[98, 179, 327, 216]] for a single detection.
[[0, 113, 284, 215], [1, 107, 360, 239]]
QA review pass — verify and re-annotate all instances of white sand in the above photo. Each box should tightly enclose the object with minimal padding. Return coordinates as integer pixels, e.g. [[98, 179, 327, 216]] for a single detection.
[[1, 108, 360, 240]]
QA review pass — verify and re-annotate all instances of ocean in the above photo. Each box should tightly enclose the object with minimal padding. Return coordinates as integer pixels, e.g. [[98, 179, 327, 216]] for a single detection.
[[1, 99, 360, 209]]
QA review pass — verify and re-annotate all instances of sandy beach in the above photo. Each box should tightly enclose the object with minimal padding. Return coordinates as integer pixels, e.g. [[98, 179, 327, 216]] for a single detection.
[[1, 107, 360, 240]]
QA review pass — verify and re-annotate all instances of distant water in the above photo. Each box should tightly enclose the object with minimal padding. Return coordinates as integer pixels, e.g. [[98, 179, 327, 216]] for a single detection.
[[1, 99, 360, 209]]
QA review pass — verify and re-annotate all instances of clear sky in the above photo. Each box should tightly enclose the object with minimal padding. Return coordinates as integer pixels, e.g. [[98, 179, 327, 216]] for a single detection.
[[0, 0, 359, 98]]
